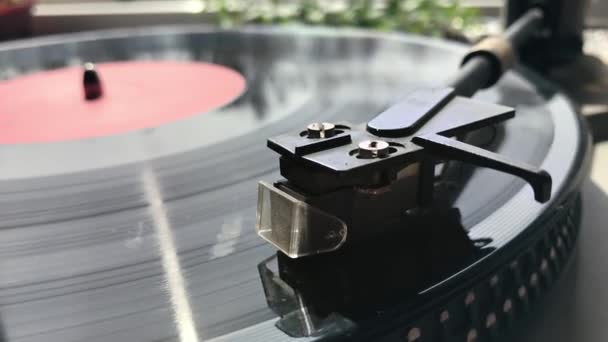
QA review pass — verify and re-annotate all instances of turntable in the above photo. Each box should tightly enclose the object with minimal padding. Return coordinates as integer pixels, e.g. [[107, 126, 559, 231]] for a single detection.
[[0, 1, 604, 342]]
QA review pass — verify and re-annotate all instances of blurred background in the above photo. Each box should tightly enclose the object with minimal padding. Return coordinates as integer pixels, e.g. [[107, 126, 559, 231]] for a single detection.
[[0, 3, 581, 44], [1, 0, 484, 38], [2, 0, 607, 58]]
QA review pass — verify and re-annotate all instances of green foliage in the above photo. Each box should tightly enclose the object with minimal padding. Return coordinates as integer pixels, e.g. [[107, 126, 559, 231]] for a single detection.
[[205, 0, 479, 36]]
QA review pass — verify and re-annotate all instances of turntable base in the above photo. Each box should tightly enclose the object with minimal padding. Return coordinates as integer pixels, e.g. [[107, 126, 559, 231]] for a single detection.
[[517, 174, 608, 342], [513, 141, 608, 342]]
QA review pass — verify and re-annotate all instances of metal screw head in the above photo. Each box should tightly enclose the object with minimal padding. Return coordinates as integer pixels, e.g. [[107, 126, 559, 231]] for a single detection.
[[307, 122, 336, 138], [358, 140, 390, 158]]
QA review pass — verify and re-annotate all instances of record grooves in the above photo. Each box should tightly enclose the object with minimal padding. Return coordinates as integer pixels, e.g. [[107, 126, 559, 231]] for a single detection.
[[0, 26, 590, 341]]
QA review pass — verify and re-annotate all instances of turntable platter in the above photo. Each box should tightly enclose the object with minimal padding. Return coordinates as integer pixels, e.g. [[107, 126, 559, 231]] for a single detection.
[[0, 26, 587, 341]]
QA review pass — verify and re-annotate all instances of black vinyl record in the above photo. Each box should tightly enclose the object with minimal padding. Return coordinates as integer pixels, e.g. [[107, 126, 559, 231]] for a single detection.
[[0, 26, 589, 341]]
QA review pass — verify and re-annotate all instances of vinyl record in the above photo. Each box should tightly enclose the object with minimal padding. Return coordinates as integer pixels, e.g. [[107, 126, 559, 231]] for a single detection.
[[0, 26, 589, 341]]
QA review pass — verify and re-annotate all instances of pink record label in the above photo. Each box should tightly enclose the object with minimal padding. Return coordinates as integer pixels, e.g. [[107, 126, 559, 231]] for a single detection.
[[0, 61, 246, 143]]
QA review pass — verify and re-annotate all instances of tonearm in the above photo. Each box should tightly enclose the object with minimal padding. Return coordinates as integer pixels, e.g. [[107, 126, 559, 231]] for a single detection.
[[255, 4, 569, 258]]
